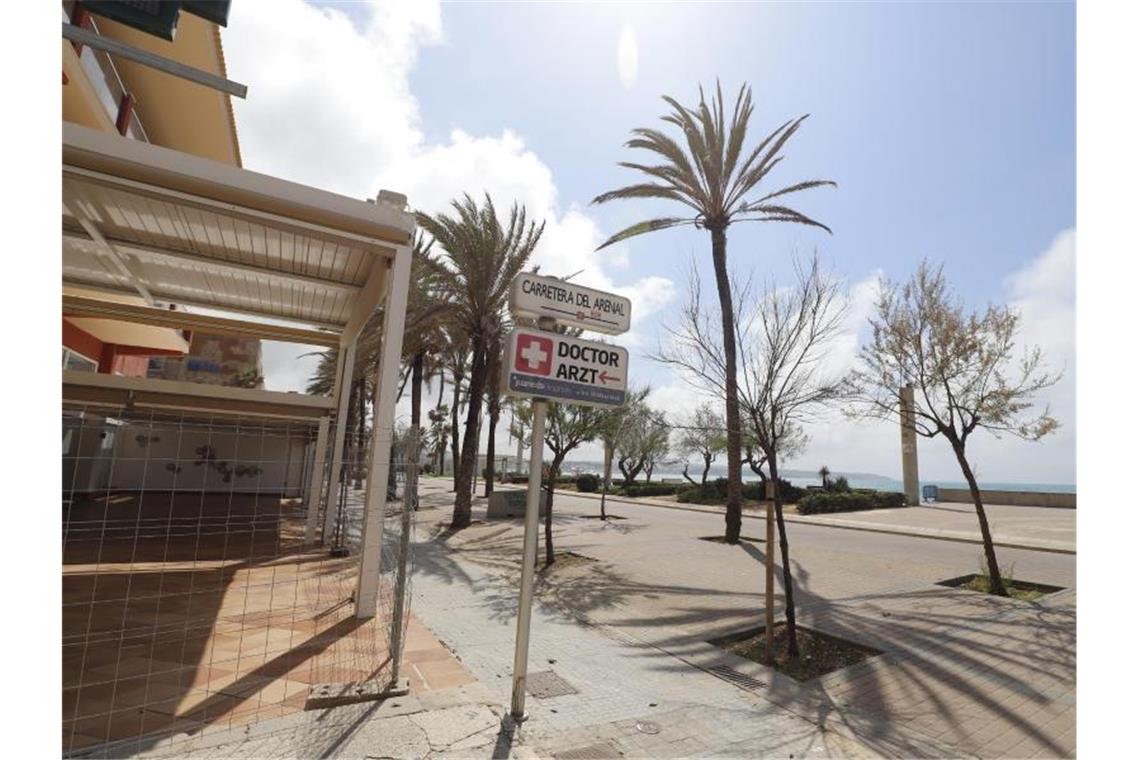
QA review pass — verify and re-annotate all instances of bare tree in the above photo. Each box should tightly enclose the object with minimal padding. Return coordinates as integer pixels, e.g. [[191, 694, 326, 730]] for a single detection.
[[596, 387, 651, 518], [615, 399, 670, 487], [655, 253, 848, 656], [846, 261, 1061, 596], [673, 403, 727, 485], [515, 399, 606, 565]]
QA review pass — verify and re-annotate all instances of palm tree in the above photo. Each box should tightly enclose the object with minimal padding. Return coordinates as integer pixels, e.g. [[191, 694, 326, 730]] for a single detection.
[[417, 193, 544, 529], [592, 81, 834, 543], [307, 233, 447, 497], [818, 465, 831, 490]]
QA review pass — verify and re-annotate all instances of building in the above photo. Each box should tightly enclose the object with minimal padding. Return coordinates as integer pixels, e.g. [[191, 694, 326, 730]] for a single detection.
[[60, 4, 416, 754], [62, 0, 261, 380]]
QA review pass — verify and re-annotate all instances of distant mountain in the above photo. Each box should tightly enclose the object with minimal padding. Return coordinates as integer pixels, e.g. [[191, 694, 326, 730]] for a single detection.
[[781, 468, 895, 482]]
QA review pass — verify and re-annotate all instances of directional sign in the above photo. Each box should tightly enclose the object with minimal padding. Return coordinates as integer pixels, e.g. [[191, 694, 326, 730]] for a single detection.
[[509, 273, 632, 335], [502, 328, 628, 408]]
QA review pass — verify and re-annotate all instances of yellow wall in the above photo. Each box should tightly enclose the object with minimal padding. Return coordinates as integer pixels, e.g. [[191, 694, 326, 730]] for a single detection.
[[62, 11, 241, 166]]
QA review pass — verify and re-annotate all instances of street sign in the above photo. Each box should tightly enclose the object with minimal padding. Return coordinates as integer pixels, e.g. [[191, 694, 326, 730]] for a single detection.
[[509, 273, 632, 335], [504, 277, 632, 721], [502, 329, 628, 409]]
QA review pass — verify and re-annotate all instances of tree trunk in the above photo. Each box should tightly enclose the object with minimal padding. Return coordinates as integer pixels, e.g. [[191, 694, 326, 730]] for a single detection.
[[484, 341, 501, 497], [452, 340, 487, 529], [619, 460, 642, 487], [701, 453, 712, 485], [710, 225, 742, 543], [544, 452, 565, 566], [951, 440, 1007, 596], [410, 351, 424, 509], [768, 451, 799, 657], [484, 404, 498, 497], [450, 370, 462, 490], [682, 463, 697, 485], [600, 440, 612, 519]]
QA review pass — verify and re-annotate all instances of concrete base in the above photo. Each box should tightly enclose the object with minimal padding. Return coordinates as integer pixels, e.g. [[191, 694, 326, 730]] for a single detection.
[[306, 677, 411, 709], [487, 489, 547, 519]]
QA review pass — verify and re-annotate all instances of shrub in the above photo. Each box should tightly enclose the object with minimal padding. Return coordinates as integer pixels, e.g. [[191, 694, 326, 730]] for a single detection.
[[623, 482, 683, 497], [742, 479, 805, 504], [576, 473, 600, 493], [797, 490, 906, 515], [678, 477, 804, 505], [830, 475, 851, 492]]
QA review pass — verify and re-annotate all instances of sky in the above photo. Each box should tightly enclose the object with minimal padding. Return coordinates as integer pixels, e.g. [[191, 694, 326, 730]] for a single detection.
[[223, 0, 1075, 486]]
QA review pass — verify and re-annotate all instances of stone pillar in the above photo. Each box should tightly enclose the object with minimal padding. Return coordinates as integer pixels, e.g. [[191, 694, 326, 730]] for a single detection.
[[900, 385, 920, 506]]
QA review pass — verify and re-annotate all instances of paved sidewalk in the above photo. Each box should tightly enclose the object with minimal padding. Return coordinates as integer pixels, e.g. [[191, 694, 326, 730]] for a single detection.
[[430, 482, 1075, 758], [527, 487, 1076, 554], [117, 481, 1074, 758]]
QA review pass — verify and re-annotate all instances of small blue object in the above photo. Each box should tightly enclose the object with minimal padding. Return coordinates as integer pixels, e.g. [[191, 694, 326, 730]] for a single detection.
[[922, 485, 939, 503]]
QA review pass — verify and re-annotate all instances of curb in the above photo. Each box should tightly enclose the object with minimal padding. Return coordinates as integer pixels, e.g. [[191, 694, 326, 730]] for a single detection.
[[499, 485, 1076, 556]]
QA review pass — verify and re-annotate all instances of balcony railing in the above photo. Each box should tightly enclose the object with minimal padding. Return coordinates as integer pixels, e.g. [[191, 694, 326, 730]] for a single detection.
[[65, 4, 149, 143]]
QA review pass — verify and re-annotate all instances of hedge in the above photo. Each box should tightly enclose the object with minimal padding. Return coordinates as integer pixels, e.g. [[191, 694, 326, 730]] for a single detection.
[[796, 490, 906, 515], [676, 477, 805, 505], [622, 482, 684, 497]]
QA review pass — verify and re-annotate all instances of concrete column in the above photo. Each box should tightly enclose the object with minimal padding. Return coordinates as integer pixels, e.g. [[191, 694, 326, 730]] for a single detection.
[[900, 384, 920, 505]]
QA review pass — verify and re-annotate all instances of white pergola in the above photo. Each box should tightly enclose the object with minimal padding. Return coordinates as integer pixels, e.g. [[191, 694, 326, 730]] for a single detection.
[[61, 122, 415, 619]]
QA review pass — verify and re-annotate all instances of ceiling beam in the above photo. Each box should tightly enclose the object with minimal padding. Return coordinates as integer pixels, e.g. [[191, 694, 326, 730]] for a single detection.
[[340, 253, 395, 347], [63, 294, 340, 347], [62, 277, 345, 333], [63, 192, 155, 305]]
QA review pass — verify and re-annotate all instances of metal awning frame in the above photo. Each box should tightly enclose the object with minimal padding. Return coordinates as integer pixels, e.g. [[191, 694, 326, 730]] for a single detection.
[[61, 126, 416, 619]]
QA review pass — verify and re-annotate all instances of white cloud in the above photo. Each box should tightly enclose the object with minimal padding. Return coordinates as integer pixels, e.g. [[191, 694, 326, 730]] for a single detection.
[[790, 231, 1076, 485], [224, 0, 674, 391], [617, 24, 639, 89]]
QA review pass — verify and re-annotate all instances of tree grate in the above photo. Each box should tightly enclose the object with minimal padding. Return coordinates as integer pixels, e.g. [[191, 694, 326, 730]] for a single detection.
[[555, 741, 623, 759], [526, 670, 579, 699], [706, 664, 767, 691]]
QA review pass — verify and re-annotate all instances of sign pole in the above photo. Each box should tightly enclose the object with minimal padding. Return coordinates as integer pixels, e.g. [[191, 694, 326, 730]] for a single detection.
[[510, 397, 547, 721], [765, 480, 775, 661]]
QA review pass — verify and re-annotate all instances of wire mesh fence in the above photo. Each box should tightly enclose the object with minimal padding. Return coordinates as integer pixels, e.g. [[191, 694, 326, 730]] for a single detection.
[[62, 404, 417, 757]]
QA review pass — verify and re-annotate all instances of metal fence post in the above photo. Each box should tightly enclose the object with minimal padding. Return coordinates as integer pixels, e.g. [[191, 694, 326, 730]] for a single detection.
[[388, 426, 417, 690], [304, 416, 330, 543], [510, 398, 547, 721]]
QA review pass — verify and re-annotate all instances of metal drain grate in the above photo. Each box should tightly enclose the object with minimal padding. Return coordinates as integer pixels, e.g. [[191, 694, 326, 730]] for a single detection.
[[707, 664, 767, 691], [527, 670, 579, 699]]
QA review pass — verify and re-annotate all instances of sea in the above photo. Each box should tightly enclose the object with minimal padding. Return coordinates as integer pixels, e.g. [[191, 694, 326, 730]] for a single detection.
[[557, 460, 1076, 494]]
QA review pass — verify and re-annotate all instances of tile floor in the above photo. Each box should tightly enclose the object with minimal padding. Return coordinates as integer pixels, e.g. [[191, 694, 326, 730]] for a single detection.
[[62, 493, 472, 755]]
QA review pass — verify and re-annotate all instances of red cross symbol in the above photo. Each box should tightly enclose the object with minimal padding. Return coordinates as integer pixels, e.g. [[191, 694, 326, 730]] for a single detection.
[[515, 334, 553, 376]]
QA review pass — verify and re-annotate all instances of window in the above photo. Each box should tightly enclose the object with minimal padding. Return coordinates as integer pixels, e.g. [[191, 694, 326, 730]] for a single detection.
[[63, 347, 98, 373]]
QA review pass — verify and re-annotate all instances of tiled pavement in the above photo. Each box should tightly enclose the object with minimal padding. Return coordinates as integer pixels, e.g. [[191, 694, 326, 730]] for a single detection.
[[419, 481, 1076, 758], [62, 492, 474, 757], [91, 480, 1075, 758]]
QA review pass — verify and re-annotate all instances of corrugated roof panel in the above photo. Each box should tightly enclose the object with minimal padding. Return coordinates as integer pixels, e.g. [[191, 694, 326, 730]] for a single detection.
[[61, 127, 412, 333]]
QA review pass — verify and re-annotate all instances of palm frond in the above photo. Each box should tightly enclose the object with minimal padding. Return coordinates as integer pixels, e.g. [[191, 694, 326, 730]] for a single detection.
[[595, 217, 691, 251]]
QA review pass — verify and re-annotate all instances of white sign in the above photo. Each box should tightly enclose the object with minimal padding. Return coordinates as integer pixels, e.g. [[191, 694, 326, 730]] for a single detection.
[[509, 273, 632, 335], [502, 328, 629, 408]]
